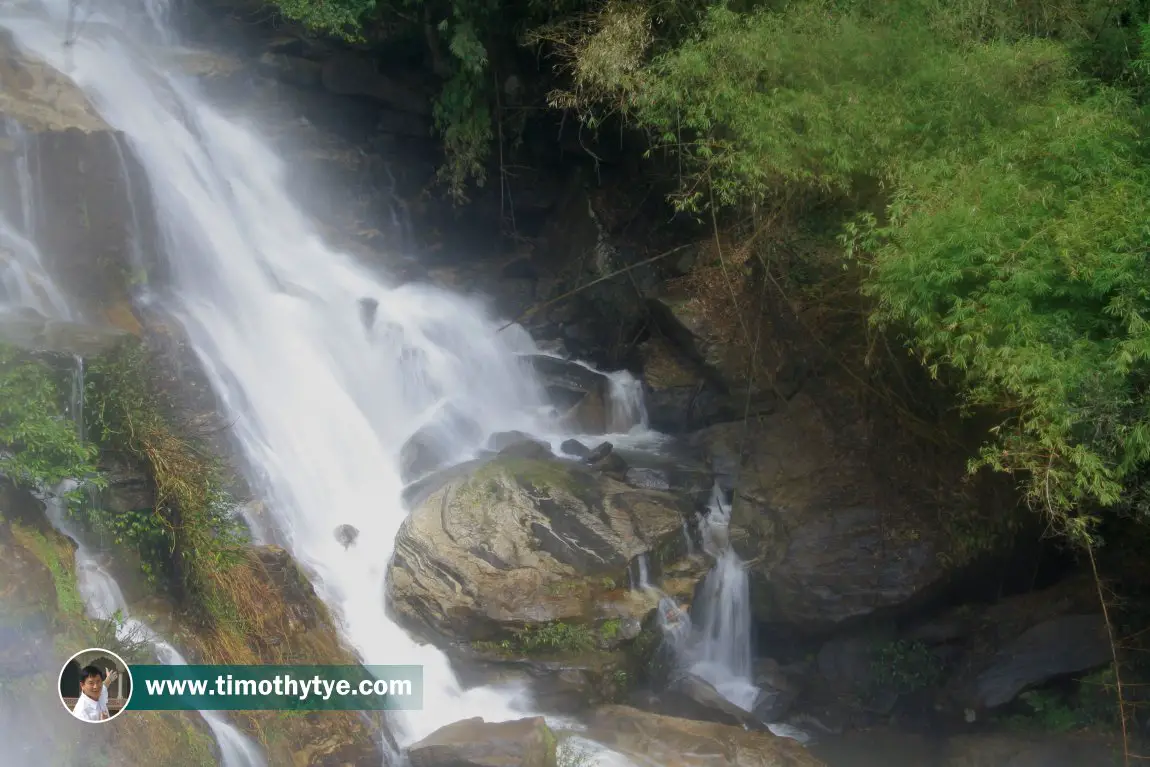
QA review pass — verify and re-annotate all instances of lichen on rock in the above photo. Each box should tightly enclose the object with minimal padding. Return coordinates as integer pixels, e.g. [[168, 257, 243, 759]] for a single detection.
[[386, 453, 696, 645]]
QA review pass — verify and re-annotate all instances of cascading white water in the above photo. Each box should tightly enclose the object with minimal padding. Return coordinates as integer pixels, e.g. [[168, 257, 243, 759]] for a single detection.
[[0, 118, 73, 317], [42, 482, 265, 767], [605, 370, 648, 434], [630, 553, 650, 591], [0, 1, 645, 755], [665, 485, 761, 712]]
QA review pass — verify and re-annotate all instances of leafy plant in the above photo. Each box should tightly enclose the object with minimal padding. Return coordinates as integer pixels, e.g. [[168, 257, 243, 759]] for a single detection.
[[83, 339, 246, 606], [540, 0, 1150, 542], [869, 639, 944, 695], [0, 345, 99, 489], [474, 620, 598, 655]]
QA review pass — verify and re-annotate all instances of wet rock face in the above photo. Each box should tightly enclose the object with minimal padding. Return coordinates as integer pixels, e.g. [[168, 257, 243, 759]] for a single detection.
[[0, 35, 107, 133], [585, 705, 826, 767], [696, 393, 967, 632], [0, 309, 130, 355], [0, 32, 160, 320], [253, 545, 328, 637], [525, 354, 614, 434], [407, 717, 557, 767], [385, 454, 698, 644], [964, 613, 1110, 710], [899, 575, 1114, 713]]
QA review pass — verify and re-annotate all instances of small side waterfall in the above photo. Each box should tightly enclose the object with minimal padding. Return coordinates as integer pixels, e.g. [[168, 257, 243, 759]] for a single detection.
[[0, 119, 72, 317], [48, 359, 264, 765], [605, 370, 648, 434], [687, 485, 759, 710], [43, 480, 265, 767], [656, 484, 761, 711]]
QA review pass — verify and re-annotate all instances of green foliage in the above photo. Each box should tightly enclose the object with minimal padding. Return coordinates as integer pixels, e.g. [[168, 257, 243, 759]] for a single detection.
[[547, 0, 1150, 538], [267, 0, 378, 39], [0, 345, 99, 489], [599, 617, 621, 640], [869, 639, 945, 695], [474, 621, 598, 655], [851, 87, 1150, 537], [11, 524, 85, 616], [998, 668, 1120, 732], [84, 338, 246, 593], [434, 44, 493, 201]]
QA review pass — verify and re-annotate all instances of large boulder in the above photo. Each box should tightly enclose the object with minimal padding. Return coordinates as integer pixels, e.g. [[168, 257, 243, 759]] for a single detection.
[[584, 705, 825, 767], [0, 31, 159, 321], [695, 393, 971, 632], [386, 454, 698, 645], [638, 334, 738, 433], [960, 614, 1110, 711], [905, 574, 1113, 713], [407, 717, 557, 767]]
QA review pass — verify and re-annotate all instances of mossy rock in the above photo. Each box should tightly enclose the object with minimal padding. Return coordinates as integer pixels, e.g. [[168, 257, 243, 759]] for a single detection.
[[408, 716, 559, 767], [386, 454, 699, 646]]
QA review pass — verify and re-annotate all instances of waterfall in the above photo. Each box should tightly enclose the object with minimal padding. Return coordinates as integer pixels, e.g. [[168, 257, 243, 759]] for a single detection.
[[0, 0, 626, 752], [42, 481, 265, 767], [0, 119, 73, 317], [605, 370, 648, 434], [665, 484, 761, 712]]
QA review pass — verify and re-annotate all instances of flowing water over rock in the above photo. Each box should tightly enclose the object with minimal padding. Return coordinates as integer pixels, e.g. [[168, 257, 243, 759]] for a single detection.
[[0, 0, 653, 758], [0, 118, 71, 317], [658, 486, 760, 708], [656, 485, 813, 744], [688, 486, 758, 710], [42, 481, 264, 767]]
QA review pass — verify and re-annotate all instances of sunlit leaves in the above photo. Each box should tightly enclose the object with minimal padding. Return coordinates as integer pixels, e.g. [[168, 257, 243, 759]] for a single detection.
[[590, 0, 1150, 534]]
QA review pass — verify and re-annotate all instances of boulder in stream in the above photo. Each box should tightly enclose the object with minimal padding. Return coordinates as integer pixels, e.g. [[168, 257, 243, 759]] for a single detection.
[[407, 716, 557, 767], [399, 404, 484, 483], [695, 393, 992, 632], [333, 524, 359, 549], [386, 453, 697, 644], [584, 705, 826, 767]]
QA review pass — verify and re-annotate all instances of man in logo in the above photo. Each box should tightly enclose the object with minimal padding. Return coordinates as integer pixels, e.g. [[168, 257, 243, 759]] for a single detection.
[[72, 665, 119, 722]]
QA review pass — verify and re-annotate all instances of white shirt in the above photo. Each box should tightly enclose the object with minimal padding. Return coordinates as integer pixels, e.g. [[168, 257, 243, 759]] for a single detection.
[[98, 684, 109, 717], [72, 693, 103, 722]]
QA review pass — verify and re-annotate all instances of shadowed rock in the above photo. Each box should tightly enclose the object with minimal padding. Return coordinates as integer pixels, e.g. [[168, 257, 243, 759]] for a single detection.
[[333, 524, 359, 550], [357, 297, 378, 331], [967, 613, 1110, 709], [585, 705, 825, 767], [407, 717, 556, 767]]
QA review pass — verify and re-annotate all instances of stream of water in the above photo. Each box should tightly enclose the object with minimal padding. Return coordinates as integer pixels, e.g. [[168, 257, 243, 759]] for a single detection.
[[0, 118, 73, 318], [42, 481, 265, 766], [0, 0, 649, 759], [0, 1, 787, 763], [683, 486, 761, 710]]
